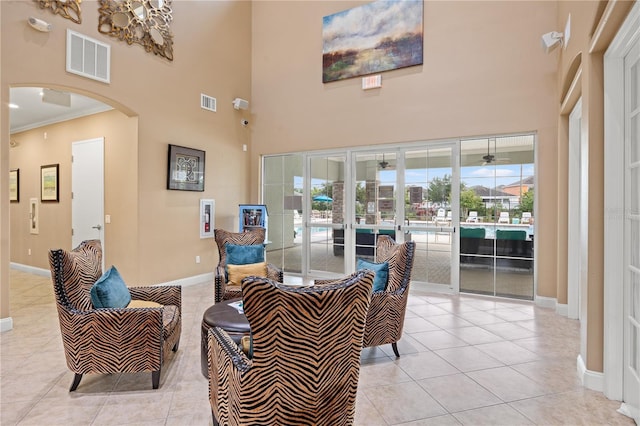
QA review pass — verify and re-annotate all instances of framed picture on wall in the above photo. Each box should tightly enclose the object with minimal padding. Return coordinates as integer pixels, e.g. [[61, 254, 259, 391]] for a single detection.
[[167, 144, 205, 191], [41, 164, 59, 202], [322, 0, 423, 83], [9, 169, 19, 202]]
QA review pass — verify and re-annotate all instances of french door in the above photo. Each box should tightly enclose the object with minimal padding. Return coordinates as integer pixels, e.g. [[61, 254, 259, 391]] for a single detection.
[[623, 30, 640, 423], [604, 4, 640, 418], [294, 147, 460, 285], [306, 144, 459, 290]]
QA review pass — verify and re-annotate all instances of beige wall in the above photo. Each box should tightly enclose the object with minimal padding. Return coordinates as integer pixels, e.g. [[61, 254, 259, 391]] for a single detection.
[[1, 0, 253, 324], [554, 0, 635, 373], [9, 110, 140, 279], [251, 0, 560, 298]]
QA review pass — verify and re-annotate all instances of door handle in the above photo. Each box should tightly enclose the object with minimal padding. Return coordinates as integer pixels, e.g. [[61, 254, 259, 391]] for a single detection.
[[92, 225, 102, 231]]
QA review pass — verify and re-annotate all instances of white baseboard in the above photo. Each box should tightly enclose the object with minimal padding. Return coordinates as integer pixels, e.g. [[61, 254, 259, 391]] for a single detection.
[[0, 316, 13, 332], [577, 354, 604, 392], [535, 295, 557, 309], [154, 272, 213, 288], [11, 262, 212, 289], [556, 303, 568, 317], [10, 263, 51, 277], [617, 403, 639, 423]]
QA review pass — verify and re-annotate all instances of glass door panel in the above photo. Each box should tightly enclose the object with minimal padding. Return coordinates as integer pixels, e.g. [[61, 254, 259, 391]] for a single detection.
[[307, 155, 346, 276], [460, 136, 535, 299], [353, 151, 400, 261], [263, 155, 303, 274], [402, 145, 456, 289]]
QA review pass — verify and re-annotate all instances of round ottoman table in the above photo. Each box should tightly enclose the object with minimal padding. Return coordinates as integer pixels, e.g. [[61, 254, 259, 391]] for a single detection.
[[201, 298, 250, 378]]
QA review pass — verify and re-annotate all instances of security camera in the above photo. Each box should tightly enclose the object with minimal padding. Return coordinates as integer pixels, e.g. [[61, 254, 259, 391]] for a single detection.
[[28, 16, 52, 32], [232, 98, 249, 110], [241, 119, 249, 126], [541, 31, 563, 53]]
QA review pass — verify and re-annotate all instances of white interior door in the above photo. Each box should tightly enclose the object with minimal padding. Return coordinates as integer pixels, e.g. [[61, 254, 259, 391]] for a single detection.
[[71, 138, 105, 263]]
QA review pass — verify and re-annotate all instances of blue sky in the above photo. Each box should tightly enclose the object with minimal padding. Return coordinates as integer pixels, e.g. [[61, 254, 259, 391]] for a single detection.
[[302, 162, 534, 192]]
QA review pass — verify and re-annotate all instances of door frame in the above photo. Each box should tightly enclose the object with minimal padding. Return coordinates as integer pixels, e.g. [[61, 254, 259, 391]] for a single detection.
[[567, 98, 582, 320], [603, 0, 640, 408]]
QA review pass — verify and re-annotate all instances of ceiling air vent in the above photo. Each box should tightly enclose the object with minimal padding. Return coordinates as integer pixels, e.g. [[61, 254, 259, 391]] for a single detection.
[[201, 94, 217, 112], [66, 29, 110, 83]]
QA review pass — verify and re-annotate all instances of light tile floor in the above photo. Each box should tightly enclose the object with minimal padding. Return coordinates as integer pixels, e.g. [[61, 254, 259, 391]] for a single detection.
[[1, 269, 635, 425]]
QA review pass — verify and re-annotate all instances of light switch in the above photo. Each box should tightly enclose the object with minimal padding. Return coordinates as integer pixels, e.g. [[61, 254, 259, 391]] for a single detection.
[[105, 215, 111, 224]]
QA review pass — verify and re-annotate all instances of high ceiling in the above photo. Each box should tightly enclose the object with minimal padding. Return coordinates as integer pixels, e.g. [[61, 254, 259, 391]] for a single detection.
[[9, 87, 112, 134]]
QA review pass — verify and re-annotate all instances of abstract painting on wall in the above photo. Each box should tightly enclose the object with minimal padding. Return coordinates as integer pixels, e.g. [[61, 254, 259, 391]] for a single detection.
[[322, 0, 423, 83]]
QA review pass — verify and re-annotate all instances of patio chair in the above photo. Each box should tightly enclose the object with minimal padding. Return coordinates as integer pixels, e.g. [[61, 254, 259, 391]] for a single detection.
[[498, 211, 510, 223], [467, 211, 478, 222]]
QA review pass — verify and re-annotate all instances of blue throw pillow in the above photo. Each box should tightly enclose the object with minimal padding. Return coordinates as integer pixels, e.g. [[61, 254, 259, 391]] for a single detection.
[[357, 259, 389, 292], [226, 243, 265, 266], [90, 266, 132, 309]]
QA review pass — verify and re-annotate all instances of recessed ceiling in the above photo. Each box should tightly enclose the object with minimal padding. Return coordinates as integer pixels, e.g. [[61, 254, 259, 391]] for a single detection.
[[9, 87, 113, 134]]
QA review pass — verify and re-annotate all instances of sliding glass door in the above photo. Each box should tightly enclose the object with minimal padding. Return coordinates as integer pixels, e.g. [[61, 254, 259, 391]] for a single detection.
[[263, 155, 304, 274], [459, 135, 535, 299], [306, 154, 346, 277], [262, 133, 535, 299], [402, 144, 458, 291]]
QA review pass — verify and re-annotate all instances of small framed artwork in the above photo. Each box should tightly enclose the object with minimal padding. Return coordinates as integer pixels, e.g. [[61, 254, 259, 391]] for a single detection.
[[41, 164, 59, 202], [9, 169, 19, 202], [200, 199, 215, 239], [30, 198, 39, 234], [167, 144, 205, 191]]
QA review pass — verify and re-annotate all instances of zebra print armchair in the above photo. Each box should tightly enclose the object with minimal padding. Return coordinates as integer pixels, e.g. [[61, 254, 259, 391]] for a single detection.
[[213, 228, 283, 302], [207, 271, 374, 426], [48, 240, 182, 391], [363, 235, 416, 357]]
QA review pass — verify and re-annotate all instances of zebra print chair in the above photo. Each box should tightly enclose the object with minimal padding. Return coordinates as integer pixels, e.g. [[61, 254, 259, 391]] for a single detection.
[[363, 235, 416, 357], [214, 228, 283, 302], [48, 240, 182, 391], [207, 270, 374, 426]]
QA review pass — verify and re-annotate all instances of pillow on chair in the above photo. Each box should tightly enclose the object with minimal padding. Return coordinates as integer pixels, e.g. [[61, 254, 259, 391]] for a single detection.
[[90, 266, 131, 308], [227, 262, 268, 285], [226, 243, 264, 267], [357, 259, 389, 292]]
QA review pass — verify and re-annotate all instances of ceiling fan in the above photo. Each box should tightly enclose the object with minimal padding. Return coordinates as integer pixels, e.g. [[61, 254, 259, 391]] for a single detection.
[[378, 154, 394, 170], [481, 139, 509, 165]]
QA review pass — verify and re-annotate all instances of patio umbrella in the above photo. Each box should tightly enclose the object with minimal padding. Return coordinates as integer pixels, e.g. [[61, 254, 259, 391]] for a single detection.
[[313, 195, 333, 202]]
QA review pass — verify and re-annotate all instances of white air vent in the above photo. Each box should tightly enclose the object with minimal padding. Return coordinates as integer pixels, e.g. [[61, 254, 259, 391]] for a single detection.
[[66, 29, 110, 83], [201, 94, 217, 112]]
